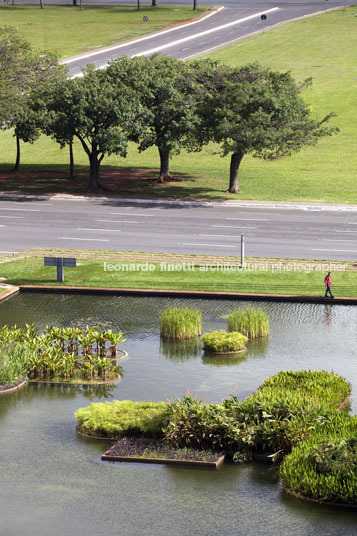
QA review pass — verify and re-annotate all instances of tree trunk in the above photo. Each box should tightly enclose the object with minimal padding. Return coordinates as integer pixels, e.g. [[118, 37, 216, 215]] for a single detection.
[[151, 0, 156, 5], [73, 0, 77, 5], [137, 0, 140, 10], [69, 140, 74, 180], [39, 0, 44, 8], [228, 151, 244, 193], [158, 147, 170, 183], [13, 134, 20, 172], [193, 0, 197, 9], [88, 146, 102, 190]]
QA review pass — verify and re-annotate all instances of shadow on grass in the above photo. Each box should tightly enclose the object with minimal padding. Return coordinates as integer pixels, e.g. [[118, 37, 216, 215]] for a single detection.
[[0, 164, 232, 204]]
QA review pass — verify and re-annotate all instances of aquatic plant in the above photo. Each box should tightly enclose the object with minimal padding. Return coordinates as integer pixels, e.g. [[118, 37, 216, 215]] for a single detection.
[[159, 307, 201, 340], [202, 331, 247, 354], [75, 400, 170, 439], [226, 308, 269, 338], [0, 324, 126, 383]]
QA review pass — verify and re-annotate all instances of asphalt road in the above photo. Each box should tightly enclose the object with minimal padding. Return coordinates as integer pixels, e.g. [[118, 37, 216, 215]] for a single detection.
[[0, 198, 357, 261], [61, 0, 348, 77]]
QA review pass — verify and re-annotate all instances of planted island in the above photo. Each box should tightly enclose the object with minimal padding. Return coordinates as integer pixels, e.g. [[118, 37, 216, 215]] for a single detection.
[[0, 324, 126, 388]]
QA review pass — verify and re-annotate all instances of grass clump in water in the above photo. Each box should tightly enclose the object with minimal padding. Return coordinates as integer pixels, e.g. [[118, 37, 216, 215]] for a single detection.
[[75, 400, 169, 439], [202, 331, 247, 354], [0, 344, 35, 385], [227, 307, 269, 338], [159, 307, 201, 340]]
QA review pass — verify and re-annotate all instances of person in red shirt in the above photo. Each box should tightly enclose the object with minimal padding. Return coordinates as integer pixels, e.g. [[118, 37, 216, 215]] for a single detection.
[[324, 272, 334, 298]]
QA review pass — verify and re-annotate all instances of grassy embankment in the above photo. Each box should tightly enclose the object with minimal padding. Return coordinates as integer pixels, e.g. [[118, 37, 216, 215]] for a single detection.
[[0, 4, 207, 58], [1, 250, 356, 297], [0, 7, 355, 203]]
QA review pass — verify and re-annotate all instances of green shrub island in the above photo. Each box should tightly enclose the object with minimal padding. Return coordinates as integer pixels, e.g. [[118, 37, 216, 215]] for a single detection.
[[201, 331, 247, 354], [0, 324, 125, 384], [226, 308, 269, 339], [75, 369, 356, 504], [75, 400, 169, 439], [0, 343, 36, 386], [159, 307, 201, 340]]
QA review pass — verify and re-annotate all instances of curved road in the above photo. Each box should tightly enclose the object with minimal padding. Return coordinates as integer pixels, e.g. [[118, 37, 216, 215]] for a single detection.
[[61, 0, 347, 76]]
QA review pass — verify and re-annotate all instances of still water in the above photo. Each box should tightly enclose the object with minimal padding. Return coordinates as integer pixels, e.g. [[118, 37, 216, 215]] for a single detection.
[[0, 293, 356, 536]]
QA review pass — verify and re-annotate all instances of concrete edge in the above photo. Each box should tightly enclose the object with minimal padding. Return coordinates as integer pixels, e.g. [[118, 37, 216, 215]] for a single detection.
[[101, 452, 225, 468], [0, 286, 20, 303], [0, 375, 28, 396], [17, 285, 357, 306], [1, 192, 357, 212]]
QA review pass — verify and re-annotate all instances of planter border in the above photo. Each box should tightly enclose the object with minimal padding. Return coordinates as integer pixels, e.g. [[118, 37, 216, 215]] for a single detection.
[[282, 483, 357, 509], [0, 286, 19, 303], [17, 285, 357, 306], [204, 347, 246, 355], [101, 452, 225, 468], [76, 426, 118, 441], [29, 372, 121, 386], [0, 375, 27, 396]]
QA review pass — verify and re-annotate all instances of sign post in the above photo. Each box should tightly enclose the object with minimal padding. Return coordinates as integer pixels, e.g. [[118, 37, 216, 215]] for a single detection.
[[241, 235, 245, 267], [44, 257, 77, 282]]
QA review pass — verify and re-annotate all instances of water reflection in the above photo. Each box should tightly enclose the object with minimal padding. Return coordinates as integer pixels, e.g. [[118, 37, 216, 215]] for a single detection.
[[160, 338, 201, 362]]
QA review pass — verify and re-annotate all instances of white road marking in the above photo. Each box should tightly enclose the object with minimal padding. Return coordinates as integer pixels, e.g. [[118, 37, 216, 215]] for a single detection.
[[321, 239, 357, 242], [199, 234, 247, 238], [226, 218, 268, 221], [179, 243, 237, 248], [58, 237, 109, 242], [0, 208, 40, 212], [0, 225, 5, 227], [63, 7, 225, 64], [109, 212, 154, 216], [211, 225, 256, 229], [0, 250, 17, 253], [134, 8, 279, 57], [0, 216, 24, 219], [77, 228, 122, 232], [334, 230, 357, 233], [96, 219, 139, 224], [310, 248, 357, 253]]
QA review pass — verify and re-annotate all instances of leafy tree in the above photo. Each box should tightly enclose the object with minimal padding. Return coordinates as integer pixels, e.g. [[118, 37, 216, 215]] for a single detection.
[[39, 65, 146, 189], [107, 54, 203, 184], [209, 64, 338, 193]]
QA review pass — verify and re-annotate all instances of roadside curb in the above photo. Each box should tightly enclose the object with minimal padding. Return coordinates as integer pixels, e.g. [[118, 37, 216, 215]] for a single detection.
[[18, 285, 357, 306], [1, 193, 357, 212]]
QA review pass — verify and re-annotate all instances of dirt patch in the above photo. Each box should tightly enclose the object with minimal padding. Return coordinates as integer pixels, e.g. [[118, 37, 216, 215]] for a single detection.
[[0, 168, 162, 197]]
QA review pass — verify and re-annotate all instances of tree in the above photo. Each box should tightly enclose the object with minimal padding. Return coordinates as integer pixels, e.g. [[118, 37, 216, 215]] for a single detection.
[[39, 65, 145, 189], [0, 28, 66, 171], [107, 54, 203, 184], [208, 64, 338, 193]]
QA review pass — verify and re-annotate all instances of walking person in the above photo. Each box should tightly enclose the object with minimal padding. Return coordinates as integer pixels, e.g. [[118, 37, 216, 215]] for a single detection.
[[324, 272, 334, 298]]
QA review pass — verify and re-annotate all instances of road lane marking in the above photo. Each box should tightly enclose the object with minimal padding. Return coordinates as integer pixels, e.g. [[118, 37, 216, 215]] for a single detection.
[[58, 237, 109, 242], [95, 220, 139, 224], [0, 208, 40, 212], [321, 239, 357, 242], [179, 243, 237, 248], [109, 212, 154, 216], [77, 228, 122, 232], [310, 248, 357, 253], [0, 216, 24, 219], [226, 218, 268, 221], [63, 7, 225, 64], [134, 8, 279, 57], [334, 230, 357, 233], [199, 234, 248, 238], [211, 225, 256, 229]]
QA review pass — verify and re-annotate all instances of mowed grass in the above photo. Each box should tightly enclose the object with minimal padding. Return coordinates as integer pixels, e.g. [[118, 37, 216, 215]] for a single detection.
[[0, 7, 355, 203], [1, 257, 357, 297], [0, 4, 207, 58]]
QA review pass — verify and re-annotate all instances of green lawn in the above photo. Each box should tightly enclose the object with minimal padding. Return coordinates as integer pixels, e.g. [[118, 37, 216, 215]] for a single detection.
[[0, 7, 355, 204], [1, 255, 356, 297], [0, 4, 207, 58]]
